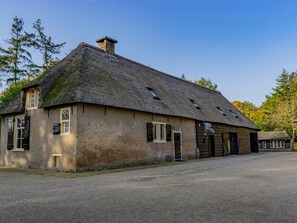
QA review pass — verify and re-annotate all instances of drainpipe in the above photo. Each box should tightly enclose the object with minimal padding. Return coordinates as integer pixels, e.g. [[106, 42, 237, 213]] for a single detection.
[[195, 121, 200, 159]]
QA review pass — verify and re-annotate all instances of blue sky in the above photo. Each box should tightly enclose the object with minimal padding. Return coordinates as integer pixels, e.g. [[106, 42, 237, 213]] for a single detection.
[[1, 0, 297, 106]]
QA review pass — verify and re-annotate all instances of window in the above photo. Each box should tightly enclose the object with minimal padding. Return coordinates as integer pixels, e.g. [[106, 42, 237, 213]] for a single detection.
[[153, 122, 166, 142], [147, 87, 160, 100], [270, 141, 275, 148], [229, 109, 239, 119], [190, 99, 202, 110], [216, 107, 226, 116], [26, 88, 40, 109], [60, 108, 70, 134], [262, 141, 266, 149], [15, 115, 25, 149]]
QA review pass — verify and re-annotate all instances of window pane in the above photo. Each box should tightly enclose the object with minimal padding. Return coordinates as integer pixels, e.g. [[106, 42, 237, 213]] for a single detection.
[[64, 122, 70, 133], [31, 91, 35, 107], [15, 117, 25, 149], [160, 124, 164, 141], [17, 118, 25, 128], [153, 124, 157, 140], [17, 118, 21, 127], [149, 90, 158, 98], [62, 110, 70, 120]]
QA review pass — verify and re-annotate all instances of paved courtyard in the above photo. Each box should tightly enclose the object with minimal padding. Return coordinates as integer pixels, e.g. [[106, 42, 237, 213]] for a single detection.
[[1, 152, 297, 223]]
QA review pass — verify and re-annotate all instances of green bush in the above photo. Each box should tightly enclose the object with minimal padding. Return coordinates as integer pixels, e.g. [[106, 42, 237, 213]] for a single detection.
[[0, 79, 30, 108]]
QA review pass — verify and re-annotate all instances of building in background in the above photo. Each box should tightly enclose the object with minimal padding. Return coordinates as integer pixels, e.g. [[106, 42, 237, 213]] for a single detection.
[[258, 131, 291, 151]]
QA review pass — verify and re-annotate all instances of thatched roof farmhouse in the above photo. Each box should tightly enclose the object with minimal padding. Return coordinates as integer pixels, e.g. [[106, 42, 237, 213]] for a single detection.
[[0, 36, 259, 171]]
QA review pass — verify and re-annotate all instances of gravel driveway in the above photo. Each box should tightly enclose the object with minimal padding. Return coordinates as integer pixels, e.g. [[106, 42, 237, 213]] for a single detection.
[[1, 152, 297, 223]]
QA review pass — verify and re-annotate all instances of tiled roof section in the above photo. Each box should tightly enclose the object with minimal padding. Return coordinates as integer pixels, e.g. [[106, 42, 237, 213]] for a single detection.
[[258, 131, 290, 140], [0, 42, 259, 130]]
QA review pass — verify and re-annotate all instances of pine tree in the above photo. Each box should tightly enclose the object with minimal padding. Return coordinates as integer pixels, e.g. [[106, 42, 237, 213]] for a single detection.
[[273, 69, 290, 99], [0, 16, 34, 84], [33, 19, 66, 71]]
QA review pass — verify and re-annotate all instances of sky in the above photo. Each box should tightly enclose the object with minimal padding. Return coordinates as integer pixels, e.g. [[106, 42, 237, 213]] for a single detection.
[[1, 0, 297, 106]]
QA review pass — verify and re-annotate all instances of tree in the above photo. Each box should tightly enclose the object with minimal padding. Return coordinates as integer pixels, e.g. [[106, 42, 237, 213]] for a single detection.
[[260, 70, 297, 132], [273, 69, 290, 99], [0, 79, 30, 107], [269, 99, 297, 148], [181, 74, 186, 80], [232, 69, 297, 135], [0, 16, 34, 84], [33, 19, 66, 71], [195, 77, 217, 90]]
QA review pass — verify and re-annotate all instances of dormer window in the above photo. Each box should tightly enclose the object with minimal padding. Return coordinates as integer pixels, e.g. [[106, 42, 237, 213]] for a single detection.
[[189, 99, 201, 110], [26, 88, 40, 110], [30, 90, 36, 108], [216, 107, 226, 116], [147, 87, 160, 100]]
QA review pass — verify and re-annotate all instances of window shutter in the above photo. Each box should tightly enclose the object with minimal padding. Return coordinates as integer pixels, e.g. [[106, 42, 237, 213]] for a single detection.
[[7, 132, 14, 150], [53, 123, 61, 134], [7, 118, 14, 150], [166, 124, 172, 141], [23, 116, 30, 150], [147, 123, 154, 142]]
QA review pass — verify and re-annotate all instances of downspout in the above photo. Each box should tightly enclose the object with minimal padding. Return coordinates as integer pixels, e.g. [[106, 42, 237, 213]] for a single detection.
[[195, 121, 199, 159], [222, 132, 225, 156]]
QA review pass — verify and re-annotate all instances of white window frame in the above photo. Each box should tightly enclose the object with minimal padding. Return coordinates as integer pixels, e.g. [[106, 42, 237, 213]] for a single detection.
[[152, 122, 166, 143], [26, 88, 39, 110], [60, 107, 71, 135], [262, 141, 266, 149], [13, 115, 25, 151]]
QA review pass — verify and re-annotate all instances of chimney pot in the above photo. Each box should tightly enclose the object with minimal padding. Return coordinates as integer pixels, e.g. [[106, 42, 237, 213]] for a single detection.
[[96, 36, 118, 55]]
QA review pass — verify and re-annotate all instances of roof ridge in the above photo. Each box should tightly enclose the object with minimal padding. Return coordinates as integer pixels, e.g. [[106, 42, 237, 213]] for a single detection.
[[78, 42, 221, 95]]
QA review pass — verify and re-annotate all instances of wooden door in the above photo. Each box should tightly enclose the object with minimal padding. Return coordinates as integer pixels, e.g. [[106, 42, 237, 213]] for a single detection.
[[250, 133, 259, 153], [174, 132, 182, 161], [229, 133, 239, 155], [209, 135, 215, 157]]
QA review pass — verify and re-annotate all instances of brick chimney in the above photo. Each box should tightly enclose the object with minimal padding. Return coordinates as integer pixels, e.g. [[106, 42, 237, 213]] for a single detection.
[[96, 36, 118, 55]]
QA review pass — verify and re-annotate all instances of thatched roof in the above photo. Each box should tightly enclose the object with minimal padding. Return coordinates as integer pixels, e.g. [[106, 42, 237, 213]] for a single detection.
[[0, 42, 258, 130], [258, 131, 290, 140], [0, 95, 23, 115]]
